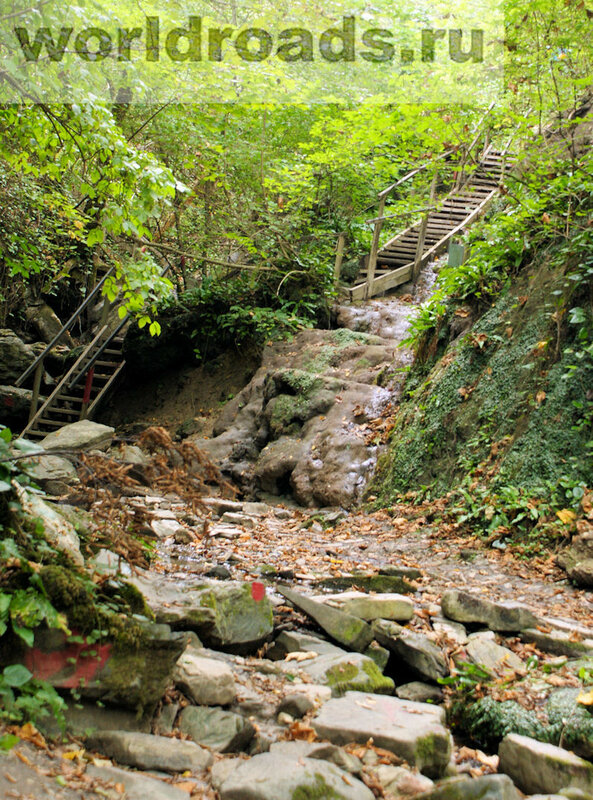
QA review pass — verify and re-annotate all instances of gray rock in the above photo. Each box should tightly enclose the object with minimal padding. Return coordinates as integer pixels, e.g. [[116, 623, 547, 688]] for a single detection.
[[499, 734, 593, 794], [200, 497, 244, 516], [153, 702, 179, 734], [313, 691, 452, 778], [174, 647, 236, 705], [30, 625, 186, 716], [282, 651, 394, 696], [0, 329, 37, 383], [0, 385, 33, 422], [218, 752, 375, 800], [130, 572, 273, 652], [441, 590, 538, 631], [174, 528, 194, 544], [211, 759, 240, 790], [277, 693, 315, 718], [274, 630, 344, 657], [254, 437, 306, 494], [151, 518, 184, 539], [90, 549, 132, 576], [39, 699, 151, 738], [365, 641, 390, 671], [319, 590, 414, 622], [415, 774, 521, 800], [432, 617, 468, 645], [221, 511, 256, 528], [520, 629, 593, 658], [465, 636, 524, 675], [21, 453, 79, 494], [370, 764, 434, 797], [373, 621, 448, 681], [15, 487, 83, 565], [87, 764, 188, 800], [277, 586, 373, 652], [178, 706, 255, 753], [396, 682, 444, 703], [318, 574, 417, 594], [86, 730, 213, 772], [40, 420, 115, 452]]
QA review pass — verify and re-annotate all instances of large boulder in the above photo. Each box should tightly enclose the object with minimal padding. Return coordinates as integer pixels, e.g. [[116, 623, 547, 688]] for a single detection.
[[218, 752, 375, 800], [40, 420, 115, 452], [441, 590, 539, 631], [131, 573, 274, 653], [313, 691, 452, 778], [0, 329, 37, 383], [23, 623, 187, 717], [499, 734, 593, 795]]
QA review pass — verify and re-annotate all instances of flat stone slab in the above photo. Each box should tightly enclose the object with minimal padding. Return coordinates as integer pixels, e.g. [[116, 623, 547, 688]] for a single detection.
[[178, 705, 255, 753], [441, 590, 538, 632], [318, 590, 414, 622], [174, 647, 236, 705], [218, 752, 375, 800], [87, 763, 188, 800], [40, 420, 114, 452], [313, 691, 452, 778], [466, 637, 524, 676], [277, 586, 373, 652], [520, 628, 593, 658], [86, 731, 213, 772], [318, 574, 417, 594], [280, 651, 394, 696], [415, 774, 521, 800], [499, 734, 593, 795]]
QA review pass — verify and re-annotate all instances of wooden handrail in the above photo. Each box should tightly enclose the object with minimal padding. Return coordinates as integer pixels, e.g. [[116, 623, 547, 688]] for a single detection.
[[15, 264, 116, 387]]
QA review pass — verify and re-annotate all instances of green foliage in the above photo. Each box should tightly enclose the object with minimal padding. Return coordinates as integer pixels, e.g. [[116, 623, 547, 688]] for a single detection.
[[0, 664, 66, 728]]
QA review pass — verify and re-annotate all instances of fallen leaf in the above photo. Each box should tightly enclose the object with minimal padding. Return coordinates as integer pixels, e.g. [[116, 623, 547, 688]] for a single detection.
[[535, 391, 546, 405], [557, 509, 577, 525], [577, 689, 593, 706]]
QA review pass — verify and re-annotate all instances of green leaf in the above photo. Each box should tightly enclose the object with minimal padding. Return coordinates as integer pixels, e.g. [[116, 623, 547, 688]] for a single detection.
[[12, 626, 34, 647], [2, 664, 33, 687], [0, 480, 12, 493], [0, 734, 20, 751], [86, 228, 105, 247]]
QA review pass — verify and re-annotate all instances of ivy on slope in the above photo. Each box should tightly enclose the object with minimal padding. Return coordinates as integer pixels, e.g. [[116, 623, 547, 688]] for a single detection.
[[371, 143, 593, 550]]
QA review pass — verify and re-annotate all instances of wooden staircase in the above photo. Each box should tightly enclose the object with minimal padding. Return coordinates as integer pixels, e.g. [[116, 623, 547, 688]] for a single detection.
[[19, 327, 127, 440], [349, 145, 508, 301], [15, 265, 130, 441]]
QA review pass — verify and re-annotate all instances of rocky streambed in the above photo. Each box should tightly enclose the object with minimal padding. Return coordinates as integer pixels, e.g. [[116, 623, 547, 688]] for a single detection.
[[4, 423, 593, 800]]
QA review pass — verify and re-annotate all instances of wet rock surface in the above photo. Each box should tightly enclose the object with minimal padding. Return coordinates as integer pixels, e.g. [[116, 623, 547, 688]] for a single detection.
[[195, 267, 438, 508]]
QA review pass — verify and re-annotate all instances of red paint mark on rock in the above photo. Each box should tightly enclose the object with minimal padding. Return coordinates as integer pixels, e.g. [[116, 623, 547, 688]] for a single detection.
[[24, 634, 111, 688], [251, 581, 266, 602]]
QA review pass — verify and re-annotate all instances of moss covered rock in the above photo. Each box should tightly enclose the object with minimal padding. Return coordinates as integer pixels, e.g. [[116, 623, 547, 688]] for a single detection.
[[286, 652, 394, 697]]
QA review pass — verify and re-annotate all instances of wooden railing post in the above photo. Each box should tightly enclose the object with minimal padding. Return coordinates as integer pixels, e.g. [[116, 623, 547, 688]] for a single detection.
[[28, 361, 44, 423], [334, 233, 346, 287], [366, 195, 386, 299], [413, 170, 438, 281]]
